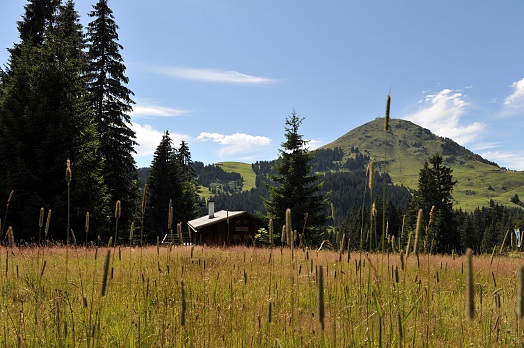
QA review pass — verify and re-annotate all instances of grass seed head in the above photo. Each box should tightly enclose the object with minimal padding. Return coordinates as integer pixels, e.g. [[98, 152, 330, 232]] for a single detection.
[[114, 200, 121, 220], [385, 94, 391, 131], [414, 209, 423, 256], [45, 209, 52, 239], [39, 207, 44, 229], [85, 212, 90, 234], [466, 248, 475, 319], [367, 160, 375, 191], [65, 159, 72, 185], [7, 190, 14, 206]]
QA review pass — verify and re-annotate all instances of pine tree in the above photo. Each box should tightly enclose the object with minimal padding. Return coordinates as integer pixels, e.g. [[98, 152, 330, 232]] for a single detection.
[[145, 132, 182, 242], [177, 140, 201, 223], [86, 0, 138, 235], [412, 154, 457, 253], [0, 0, 110, 241], [6, 0, 59, 67], [263, 111, 329, 245]]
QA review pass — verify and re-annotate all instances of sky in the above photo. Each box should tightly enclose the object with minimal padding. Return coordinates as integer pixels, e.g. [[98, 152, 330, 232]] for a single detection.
[[2, 1, 524, 171]]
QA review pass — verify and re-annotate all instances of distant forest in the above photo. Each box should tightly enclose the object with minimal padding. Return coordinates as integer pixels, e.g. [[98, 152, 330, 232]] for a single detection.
[[186, 147, 524, 254]]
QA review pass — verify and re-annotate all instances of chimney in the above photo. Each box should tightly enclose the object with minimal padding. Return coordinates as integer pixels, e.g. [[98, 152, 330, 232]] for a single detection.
[[208, 198, 215, 219]]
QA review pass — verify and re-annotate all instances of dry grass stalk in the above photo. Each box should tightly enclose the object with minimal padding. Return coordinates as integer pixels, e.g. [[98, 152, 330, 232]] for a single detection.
[[141, 185, 147, 215], [39, 208, 44, 229], [367, 160, 375, 192], [519, 266, 524, 318], [428, 205, 435, 227], [180, 280, 187, 326], [101, 248, 111, 296], [7, 190, 14, 206], [499, 229, 510, 254], [129, 222, 134, 244], [39, 207, 44, 245], [384, 94, 391, 131], [45, 209, 51, 243], [85, 212, 90, 240], [414, 209, 423, 256], [7, 226, 14, 249], [168, 199, 173, 231], [268, 301, 272, 323], [317, 265, 325, 331], [269, 218, 273, 245], [285, 208, 292, 247], [65, 159, 72, 185], [466, 248, 474, 319], [115, 200, 121, 220]]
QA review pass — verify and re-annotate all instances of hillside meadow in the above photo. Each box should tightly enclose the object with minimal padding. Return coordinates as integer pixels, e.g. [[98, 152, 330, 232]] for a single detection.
[[1, 244, 524, 347]]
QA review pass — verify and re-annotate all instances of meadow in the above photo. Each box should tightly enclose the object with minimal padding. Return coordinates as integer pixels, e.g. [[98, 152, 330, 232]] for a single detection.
[[1, 244, 523, 347]]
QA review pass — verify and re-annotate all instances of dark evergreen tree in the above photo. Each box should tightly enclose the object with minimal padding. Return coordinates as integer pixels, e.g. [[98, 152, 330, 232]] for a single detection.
[[0, 0, 110, 241], [145, 132, 186, 242], [177, 141, 201, 223], [263, 111, 329, 245], [85, 0, 138, 236], [6, 0, 60, 69], [412, 154, 457, 253]]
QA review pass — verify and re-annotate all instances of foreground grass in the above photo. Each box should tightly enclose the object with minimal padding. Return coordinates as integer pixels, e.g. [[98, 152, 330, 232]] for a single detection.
[[1, 245, 523, 347]]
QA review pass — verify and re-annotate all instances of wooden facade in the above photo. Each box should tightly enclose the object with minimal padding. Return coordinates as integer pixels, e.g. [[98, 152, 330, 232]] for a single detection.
[[188, 210, 265, 246]]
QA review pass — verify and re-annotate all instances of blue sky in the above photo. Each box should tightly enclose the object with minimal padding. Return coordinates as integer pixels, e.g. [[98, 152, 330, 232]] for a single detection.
[[2, 1, 524, 170]]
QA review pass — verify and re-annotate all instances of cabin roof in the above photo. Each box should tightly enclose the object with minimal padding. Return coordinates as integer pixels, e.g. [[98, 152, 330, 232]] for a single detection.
[[188, 210, 246, 231]]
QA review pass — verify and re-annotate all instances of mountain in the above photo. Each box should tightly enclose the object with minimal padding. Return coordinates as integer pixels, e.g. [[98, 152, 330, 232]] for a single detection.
[[320, 118, 524, 211]]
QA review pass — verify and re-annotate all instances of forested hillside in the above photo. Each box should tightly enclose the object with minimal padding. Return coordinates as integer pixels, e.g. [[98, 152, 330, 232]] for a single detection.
[[199, 145, 524, 253]]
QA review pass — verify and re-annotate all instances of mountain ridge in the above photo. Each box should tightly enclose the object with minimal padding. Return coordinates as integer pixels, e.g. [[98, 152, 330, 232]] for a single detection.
[[320, 118, 523, 211]]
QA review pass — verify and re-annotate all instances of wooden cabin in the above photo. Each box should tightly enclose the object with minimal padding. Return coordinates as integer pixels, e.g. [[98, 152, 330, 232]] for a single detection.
[[187, 200, 265, 246]]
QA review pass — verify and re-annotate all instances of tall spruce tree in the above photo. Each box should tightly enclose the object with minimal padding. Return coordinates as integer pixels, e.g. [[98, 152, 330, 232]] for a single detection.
[[145, 132, 182, 242], [85, 0, 138, 236], [0, 0, 110, 241], [412, 154, 457, 253], [263, 111, 329, 245], [177, 140, 201, 223], [6, 0, 60, 68]]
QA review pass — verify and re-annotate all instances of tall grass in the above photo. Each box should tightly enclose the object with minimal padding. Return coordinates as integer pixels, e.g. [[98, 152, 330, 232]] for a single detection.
[[0, 245, 522, 346]]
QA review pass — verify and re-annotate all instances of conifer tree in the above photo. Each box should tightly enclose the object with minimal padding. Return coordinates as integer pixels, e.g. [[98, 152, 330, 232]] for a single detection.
[[85, 0, 138, 235], [412, 154, 457, 252], [177, 140, 201, 223], [263, 111, 329, 245], [6, 0, 59, 67], [145, 132, 180, 242], [0, 0, 110, 241]]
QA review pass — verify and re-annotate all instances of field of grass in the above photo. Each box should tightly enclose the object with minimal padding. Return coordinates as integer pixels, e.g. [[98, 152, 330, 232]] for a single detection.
[[2, 244, 524, 347]]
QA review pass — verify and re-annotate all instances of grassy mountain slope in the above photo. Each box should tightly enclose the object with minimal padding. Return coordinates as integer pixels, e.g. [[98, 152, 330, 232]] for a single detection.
[[198, 162, 257, 199], [216, 162, 257, 191], [321, 118, 524, 211]]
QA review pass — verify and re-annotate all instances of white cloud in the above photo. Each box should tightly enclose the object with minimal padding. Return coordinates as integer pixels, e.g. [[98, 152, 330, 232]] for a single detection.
[[503, 77, 524, 112], [132, 105, 188, 118], [403, 89, 485, 145], [307, 139, 323, 150], [471, 142, 500, 151], [197, 132, 227, 143], [479, 150, 524, 171], [131, 122, 191, 167], [152, 66, 277, 85], [196, 132, 272, 159]]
